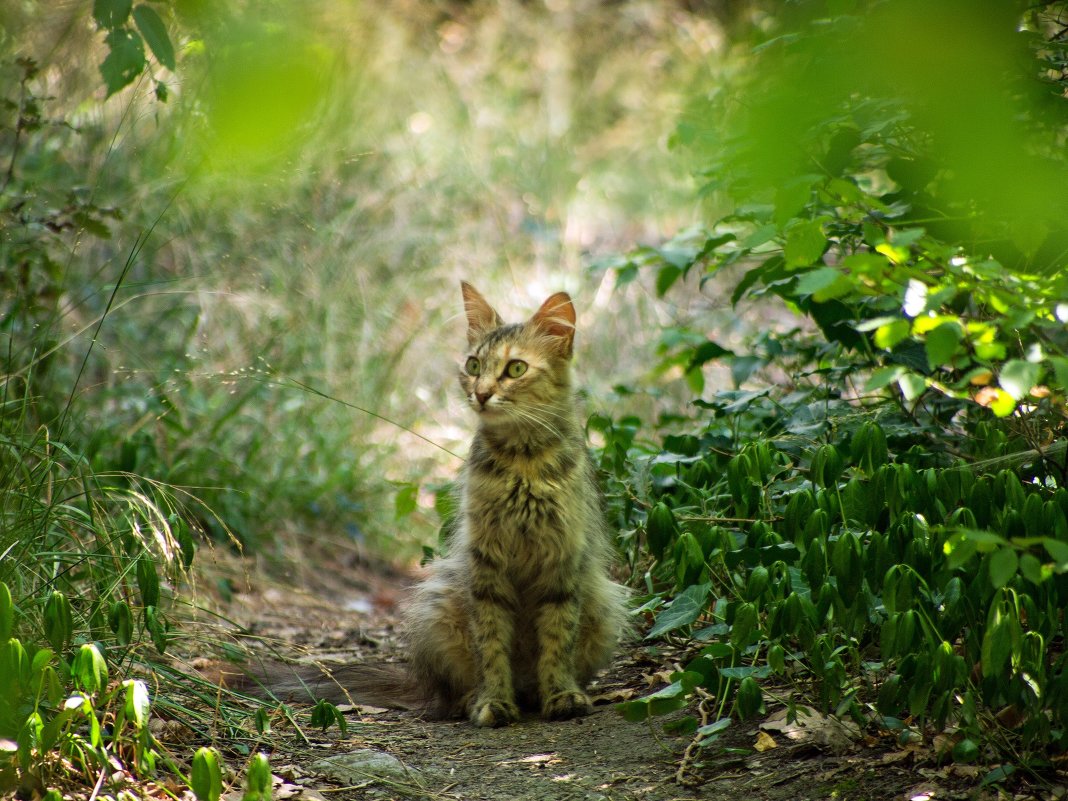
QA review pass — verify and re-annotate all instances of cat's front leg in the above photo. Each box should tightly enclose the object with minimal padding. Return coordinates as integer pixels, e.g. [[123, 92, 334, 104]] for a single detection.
[[468, 549, 520, 727], [535, 593, 591, 720]]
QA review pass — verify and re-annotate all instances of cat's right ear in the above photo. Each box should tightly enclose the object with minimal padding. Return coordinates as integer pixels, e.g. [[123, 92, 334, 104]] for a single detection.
[[461, 281, 503, 345]]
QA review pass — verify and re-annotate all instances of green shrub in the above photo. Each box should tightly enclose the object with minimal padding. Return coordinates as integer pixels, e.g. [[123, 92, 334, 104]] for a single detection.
[[608, 0, 1068, 774]]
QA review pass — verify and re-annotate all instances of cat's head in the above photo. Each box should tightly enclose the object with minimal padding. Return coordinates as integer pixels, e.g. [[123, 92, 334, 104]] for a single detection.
[[458, 282, 576, 424]]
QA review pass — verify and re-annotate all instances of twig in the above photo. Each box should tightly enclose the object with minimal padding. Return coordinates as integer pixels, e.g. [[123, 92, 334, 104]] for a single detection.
[[320, 781, 375, 792], [675, 686, 715, 786], [87, 765, 107, 801]]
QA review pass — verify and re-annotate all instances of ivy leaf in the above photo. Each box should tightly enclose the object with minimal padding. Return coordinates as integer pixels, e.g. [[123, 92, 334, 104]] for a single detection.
[[133, 5, 176, 70], [100, 28, 146, 96], [93, 0, 132, 29], [645, 582, 711, 639]]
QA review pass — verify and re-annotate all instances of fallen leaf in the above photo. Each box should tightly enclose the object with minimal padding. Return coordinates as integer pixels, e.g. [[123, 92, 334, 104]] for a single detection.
[[760, 706, 860, 753], [753, 731, 777, 752], [591, 687, 636, 704]]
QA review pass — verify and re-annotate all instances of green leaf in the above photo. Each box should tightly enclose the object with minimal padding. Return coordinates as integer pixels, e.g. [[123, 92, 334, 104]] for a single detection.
[[137, 555, 160, 608], [72, 643, 108, 694], [795, 267, 851, 301], [898, 373, 926, 401], [865, 365, 905, 392], [646, 502, 677, 561], [192, 748, 223, 801], [132, 5, 175, 69], [617, 679, 694, 721], [394, 483, 418, 520], [924, 321, 962, 368], [144, 606, 168, 654], [43, 591, 72, 653], [730, 601, 759, 648], [0, 582, 12, 641], [987, 388, 1016, 417], [999, 359, 1041, 401], [245, 753, 272, 796], [110, 600, 133, 646], [768, 644, 786, 674], [697, 716, 732, 740], [674, 531, 706, 588], [874, 319, 910, 350], [736, 676, 764, 719], [988, 547, 1018, 590], [784, 220, 826, 269], [656, 264, 683, 297], [1018, 553, 1045, 584], [980, 764, 1015, 787], [123, 679, 151, 728], [646, 582, 711, 639], [1044, 537, 1068, 566], [981, 608, 1012, 679], [93, 0, 132, 28], [1049, 356, 1068, 392], [100, 28, 146, 96], [774, 177, 815, 228]]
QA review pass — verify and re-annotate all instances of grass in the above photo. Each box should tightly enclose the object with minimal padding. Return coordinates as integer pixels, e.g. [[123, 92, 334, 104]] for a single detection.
[[4, 0, 733, 559]]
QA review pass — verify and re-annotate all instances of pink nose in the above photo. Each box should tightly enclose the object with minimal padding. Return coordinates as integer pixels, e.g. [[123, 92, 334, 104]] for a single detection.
[[476, 391, 492, 407]]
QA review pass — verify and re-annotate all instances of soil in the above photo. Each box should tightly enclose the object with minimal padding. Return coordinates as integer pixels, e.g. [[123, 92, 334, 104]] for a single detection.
[[174, 548, 1062, 801]]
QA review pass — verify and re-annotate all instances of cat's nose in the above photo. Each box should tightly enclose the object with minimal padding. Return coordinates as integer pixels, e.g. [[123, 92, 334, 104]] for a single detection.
[[475, 390, 493, 407]]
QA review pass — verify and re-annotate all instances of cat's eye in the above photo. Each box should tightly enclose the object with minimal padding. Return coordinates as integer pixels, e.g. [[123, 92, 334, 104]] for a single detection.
[[465, 357, 481, 376], [505, 360, 528, 379]]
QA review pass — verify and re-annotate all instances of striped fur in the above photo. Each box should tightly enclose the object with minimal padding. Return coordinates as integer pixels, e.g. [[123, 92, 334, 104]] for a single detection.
[[405, 282, 628, 726]]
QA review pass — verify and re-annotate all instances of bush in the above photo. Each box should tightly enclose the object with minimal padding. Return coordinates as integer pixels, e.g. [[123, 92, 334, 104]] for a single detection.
[[608, 0, 1068, 774]]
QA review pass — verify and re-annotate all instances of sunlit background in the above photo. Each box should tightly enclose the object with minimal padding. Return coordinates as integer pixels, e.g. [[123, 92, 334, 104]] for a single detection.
[[2, 1, 758, 558]]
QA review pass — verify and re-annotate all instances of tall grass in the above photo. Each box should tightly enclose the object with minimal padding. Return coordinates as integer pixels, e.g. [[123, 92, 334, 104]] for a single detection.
[[5, 0, 734, 560]]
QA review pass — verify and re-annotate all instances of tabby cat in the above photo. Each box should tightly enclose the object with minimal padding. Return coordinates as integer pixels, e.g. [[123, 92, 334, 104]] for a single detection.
[[405, 282, 628, 726], [225, 283, 626, 726]]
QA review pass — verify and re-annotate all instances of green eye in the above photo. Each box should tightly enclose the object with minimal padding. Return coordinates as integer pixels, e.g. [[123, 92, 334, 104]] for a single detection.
[[505, 360, 528, 379], [465, 357, 481, 376]]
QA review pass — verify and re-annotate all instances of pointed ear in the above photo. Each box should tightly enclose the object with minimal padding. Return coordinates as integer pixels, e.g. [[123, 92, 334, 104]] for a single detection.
[[461, 281, 503, 345], [530, 291, 576, 358]]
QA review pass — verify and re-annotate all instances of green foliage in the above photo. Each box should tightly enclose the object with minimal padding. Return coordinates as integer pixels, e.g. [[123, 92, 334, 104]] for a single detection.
[[0, 623, 167, 794], [606, 0, 1068, 770], [192, 747, 223, 801], [94, 0, 176, 96], [242, 753, 273, 801]]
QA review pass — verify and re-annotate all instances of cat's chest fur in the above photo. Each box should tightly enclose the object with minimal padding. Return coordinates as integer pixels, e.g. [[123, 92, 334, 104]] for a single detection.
[[463, 433, 587, 574]]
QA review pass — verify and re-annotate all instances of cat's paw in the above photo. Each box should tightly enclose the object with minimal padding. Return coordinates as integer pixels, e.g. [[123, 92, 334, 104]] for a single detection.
[[470, 696, 520, 728], [542, 689, 591, 720]]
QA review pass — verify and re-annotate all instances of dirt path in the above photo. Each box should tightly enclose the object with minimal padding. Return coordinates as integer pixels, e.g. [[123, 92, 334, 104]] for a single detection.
[[189, 553, 1049, 801]]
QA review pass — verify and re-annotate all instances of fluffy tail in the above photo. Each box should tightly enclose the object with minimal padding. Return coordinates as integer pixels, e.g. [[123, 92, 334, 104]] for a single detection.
[[203, 660, 427, 710]]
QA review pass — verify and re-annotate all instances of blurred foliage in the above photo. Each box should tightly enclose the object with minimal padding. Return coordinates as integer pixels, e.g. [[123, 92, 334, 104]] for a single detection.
[[605, 0, 1068, 780]]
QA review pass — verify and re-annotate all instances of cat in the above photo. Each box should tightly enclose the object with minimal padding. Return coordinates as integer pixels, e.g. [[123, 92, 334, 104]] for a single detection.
[[220, 283, 627, 727], [403, 282, 628, 726]]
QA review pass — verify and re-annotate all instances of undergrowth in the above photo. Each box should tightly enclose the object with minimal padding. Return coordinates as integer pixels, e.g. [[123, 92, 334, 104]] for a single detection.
[[605, 0, 1068, 789]]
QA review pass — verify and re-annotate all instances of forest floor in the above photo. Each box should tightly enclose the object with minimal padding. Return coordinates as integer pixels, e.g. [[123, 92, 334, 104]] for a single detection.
[[174, 547, 1062, 801]]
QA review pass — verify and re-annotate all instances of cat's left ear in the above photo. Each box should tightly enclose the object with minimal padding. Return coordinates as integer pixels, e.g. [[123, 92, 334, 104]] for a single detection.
[[461, 281, 504, 345], [531, 292, 576, 359]]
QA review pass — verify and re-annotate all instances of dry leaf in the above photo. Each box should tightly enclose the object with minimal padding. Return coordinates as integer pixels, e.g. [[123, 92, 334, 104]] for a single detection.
[[753, 731, 777, 752], [592, 687, 636, 704], [760, 706, 860, 753]]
